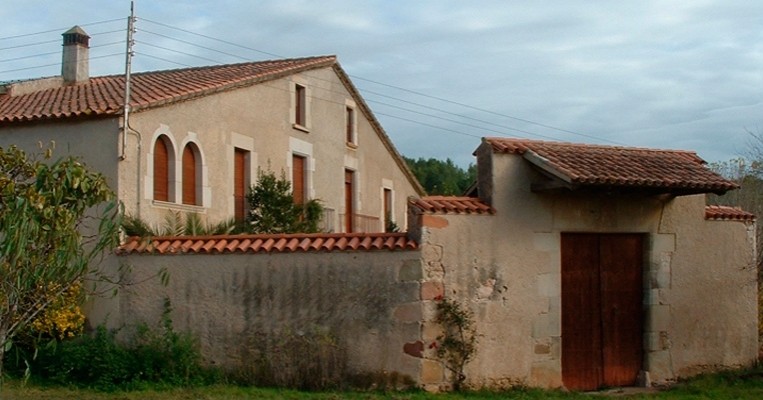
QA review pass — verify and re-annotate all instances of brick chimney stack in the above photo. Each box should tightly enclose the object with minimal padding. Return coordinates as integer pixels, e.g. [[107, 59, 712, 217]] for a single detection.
[[61, 26, 90, 84]]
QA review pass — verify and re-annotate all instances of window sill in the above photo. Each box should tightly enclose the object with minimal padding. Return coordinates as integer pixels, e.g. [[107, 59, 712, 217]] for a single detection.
[[151, 200, 207, 213], [292, 123, 310, 133], [346, 142, 358, 150]]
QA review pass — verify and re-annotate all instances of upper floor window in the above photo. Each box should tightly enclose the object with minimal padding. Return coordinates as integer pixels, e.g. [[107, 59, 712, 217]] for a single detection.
[[182, 142, 202, 206], [295, 84, 307, 128], [153, 135, 174, 202], [346, 106, 356, 145]]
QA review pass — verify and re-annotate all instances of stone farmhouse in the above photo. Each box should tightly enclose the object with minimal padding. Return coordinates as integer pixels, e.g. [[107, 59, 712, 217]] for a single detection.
[[0, 26, 423, 233], [0, 27, 758, 392]]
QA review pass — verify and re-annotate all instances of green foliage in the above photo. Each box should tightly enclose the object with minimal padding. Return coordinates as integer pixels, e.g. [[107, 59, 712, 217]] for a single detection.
[[404, 156, 476, 195], [4, 299, 218, 391], [246, 168, 323, 234], [121, 214, 154, 237], [434, 297, 478, 391], [0, 145, 121, 378], [121, 212, 241, 237]]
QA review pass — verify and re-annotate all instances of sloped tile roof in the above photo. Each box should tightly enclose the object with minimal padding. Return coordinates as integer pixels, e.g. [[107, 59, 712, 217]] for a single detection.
[[0, 56, 335, 123], [409, 196, 494, 214], [117, 232, 418, 255], [485, 137, 738, 195], [705, 205, 756, 221]]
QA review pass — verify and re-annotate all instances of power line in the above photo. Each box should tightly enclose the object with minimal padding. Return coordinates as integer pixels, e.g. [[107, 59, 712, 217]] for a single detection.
[[138, 29, 250, 62], [0, 41, 125, 64], [139, 17, 285, 59], [0, 53, 123, 75], [136, 19, 615, 145], [352, 75, 625, 145], [0, 17, 615, 147], [138, 42, 223, 65], [0, 18, 124, 42]]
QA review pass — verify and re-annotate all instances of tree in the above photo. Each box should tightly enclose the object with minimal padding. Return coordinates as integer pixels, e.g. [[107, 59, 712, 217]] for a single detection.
[[0, 146, 120, 377], [404, 156, 476, 196], [246, 168, 323, 233]]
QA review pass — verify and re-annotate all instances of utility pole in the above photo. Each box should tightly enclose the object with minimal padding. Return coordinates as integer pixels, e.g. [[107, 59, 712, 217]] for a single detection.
[[120, 0, 136, 160]]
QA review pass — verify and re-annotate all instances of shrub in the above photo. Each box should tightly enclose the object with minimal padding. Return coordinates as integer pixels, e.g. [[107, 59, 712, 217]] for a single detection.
[[246, 168, 323, 234], [3, 299, 218, 390]]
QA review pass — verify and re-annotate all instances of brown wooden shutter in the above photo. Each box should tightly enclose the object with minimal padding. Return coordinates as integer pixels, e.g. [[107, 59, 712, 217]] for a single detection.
[[344, 169, 354, 233], [153, 137, 169, 202], [292, 154, 305, 204], [234, 149, 247, 222], [346, 106, 354, 143], [295, 85, 306, 126], [383, 188, 392, 229], [182, 144, 197, 205]]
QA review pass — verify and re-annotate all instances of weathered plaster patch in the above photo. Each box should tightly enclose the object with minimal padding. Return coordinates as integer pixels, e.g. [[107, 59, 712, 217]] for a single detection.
[[476, 278, 496, 301]]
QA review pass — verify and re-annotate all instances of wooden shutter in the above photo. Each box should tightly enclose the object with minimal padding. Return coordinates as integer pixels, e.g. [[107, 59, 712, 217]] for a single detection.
[[182, 144, 197, 205], [292, 154, 305, 204], [295, 84, 306, 126], [346, 106, 354, 143], [383, 188, 392, 229], [153, 137, 169, 202], [234, 149, 247, 222], [344, 169, 354, 233]]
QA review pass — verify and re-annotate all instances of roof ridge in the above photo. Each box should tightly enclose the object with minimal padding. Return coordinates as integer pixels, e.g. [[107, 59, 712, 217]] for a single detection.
[[485, 137, 702, 156]]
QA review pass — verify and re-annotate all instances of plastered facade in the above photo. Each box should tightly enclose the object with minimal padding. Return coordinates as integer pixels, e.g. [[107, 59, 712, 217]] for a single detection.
[[410, 144, 758, 390], [116, 250, 426, 381]]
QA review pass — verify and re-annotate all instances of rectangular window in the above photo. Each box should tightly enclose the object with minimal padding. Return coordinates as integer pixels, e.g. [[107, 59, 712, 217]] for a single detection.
[[292, 154, 306, 204], [234, 148, 249, 222], [295, 84, 306, 127], [346, 106, 355, 144]]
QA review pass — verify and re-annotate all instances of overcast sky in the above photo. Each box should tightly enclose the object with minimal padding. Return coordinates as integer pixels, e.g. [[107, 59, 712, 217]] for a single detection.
[[2, 1, 762, 167]]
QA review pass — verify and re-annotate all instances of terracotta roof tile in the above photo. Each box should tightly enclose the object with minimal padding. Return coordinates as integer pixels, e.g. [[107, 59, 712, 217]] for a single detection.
[[705, 205, 756, 221], [0, 56, 335, 123], [409, 196, 495, 215], [117, 232, 418, 255], [485, 137, 738, 194]]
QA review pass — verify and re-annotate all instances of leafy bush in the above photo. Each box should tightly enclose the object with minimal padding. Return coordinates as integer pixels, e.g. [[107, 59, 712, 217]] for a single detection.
[[3, 299, 219, 390], [246, 168, 323, 234]]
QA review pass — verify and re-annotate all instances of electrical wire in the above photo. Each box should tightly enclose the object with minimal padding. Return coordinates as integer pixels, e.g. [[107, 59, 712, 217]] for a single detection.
[[0, 18, 124, 41], [0, 17, 617, 146]]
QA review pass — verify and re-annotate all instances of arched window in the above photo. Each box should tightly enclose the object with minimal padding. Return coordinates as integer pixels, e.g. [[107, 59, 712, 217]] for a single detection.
[[182, 143, 201, 206], [153, 135, 171, 202]]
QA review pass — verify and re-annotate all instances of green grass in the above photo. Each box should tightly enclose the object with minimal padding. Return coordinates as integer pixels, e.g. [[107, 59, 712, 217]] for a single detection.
[[2, 368, 763, 400]]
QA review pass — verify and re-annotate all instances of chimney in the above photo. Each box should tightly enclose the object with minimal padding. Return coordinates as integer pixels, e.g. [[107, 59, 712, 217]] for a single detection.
[[61, 26, 90, 84]]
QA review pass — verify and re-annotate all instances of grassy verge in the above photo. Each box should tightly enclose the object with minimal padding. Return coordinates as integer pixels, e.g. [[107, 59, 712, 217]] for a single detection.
[[2, 367, 763, 399]]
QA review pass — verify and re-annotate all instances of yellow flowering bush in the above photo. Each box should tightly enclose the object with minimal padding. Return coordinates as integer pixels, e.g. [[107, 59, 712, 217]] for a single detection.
[[29, 282, 85, 340]]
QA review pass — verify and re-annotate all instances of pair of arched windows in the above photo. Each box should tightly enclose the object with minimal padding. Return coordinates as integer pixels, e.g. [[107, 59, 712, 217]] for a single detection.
[[153, 134, 202, 206]]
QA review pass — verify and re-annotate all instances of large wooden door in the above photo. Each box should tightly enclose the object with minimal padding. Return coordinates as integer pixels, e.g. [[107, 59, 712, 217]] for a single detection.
[[561, 233, 643, 391]]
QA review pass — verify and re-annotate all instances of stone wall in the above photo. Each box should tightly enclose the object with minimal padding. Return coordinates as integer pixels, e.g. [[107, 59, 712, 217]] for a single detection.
[[114, 249, 426, 383]]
